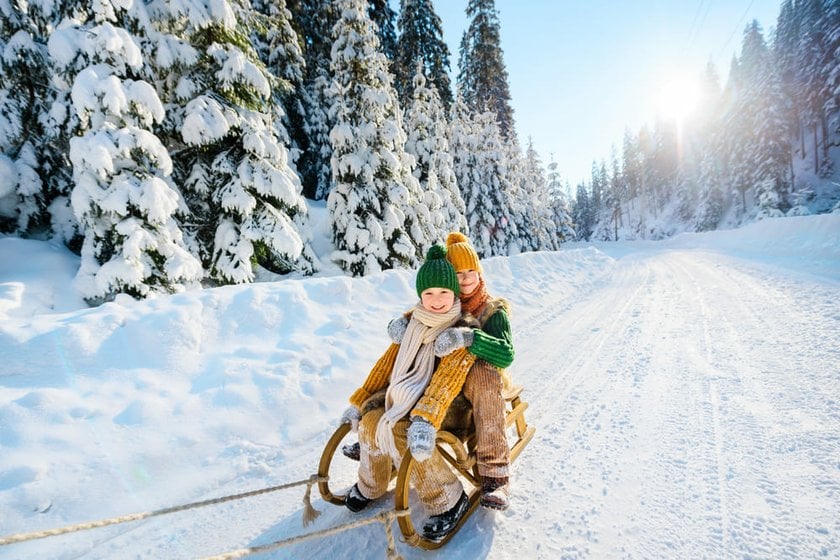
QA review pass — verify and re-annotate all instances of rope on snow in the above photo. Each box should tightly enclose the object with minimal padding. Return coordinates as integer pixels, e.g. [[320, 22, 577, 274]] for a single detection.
[[199, 508, 410, 560], [0, 475, 327, 547]]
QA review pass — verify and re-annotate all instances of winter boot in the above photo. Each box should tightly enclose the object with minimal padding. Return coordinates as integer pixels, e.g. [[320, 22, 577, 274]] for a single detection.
[[479, 476, 510, 511], [341, 441, 361, 461], [345, 483, 371, 512], [421, 491, 470, 542]]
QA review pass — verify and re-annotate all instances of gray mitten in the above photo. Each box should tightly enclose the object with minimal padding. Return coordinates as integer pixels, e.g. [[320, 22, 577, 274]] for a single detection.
[[407, 418, 436, 462], [387, 315, 410, 344], [340, 406, 362, 433], [433, 327, 475, 357]]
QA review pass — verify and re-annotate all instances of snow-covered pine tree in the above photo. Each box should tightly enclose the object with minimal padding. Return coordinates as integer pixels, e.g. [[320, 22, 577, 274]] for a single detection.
[[327, 0, 429, 275], [503, 141, 534, 253], [457, 0, 515, 139], [149, 0, 316, 284], [690, 60, 727, 230], [605, 150, 626, 240], [796, 0, 831, 175], [774, 0, 802, 165], [287, 0, 338, 200], [403, 64, 467, 238], [394, 0, 453, 113], [589, 160, 603, 220], [302, 69, 335, 200], [367, 0, 398, 64], [755, 66, 793, 219], [591, 160, 620, 241], [695, 152, 725, 231], [522, 139, 557, 250], [572, 182, 593, 241], [0, 3, 48, 234], [58, 6, 203, 303], [546, 157, 575, 243], [1, 1, 80, 243], [721, 21, 791, 220], [824, 1, 840, 164], [250, 0, 306, 162], [450, 96, 516, 257]]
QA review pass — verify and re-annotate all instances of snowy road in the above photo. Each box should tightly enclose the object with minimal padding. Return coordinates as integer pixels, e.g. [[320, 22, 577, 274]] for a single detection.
[[2, 219, 839, 560], [506, 249, 840, 559]]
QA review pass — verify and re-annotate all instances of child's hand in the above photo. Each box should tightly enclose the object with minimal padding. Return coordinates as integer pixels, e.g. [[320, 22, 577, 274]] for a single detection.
[[433, 327, 474, 357], [407, 417, 436, 461], [340, 406, 362, 432], [387, 315, 410, 343]]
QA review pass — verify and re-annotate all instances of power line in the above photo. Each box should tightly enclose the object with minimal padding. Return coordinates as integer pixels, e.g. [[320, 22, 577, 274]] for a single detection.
[[717, 0, 757, 60], [690, 0, 716, 52], [685, 0, 707, 49]]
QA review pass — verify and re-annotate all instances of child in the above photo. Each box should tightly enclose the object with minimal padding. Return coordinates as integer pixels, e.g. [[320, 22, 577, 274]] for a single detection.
[[338, 245, 470, 540], [412, 232, 516, 511]]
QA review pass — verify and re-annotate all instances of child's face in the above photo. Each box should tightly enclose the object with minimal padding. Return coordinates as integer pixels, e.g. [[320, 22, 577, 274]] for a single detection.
[[456, 269, 480, 296], [420, 288, 456, 313]]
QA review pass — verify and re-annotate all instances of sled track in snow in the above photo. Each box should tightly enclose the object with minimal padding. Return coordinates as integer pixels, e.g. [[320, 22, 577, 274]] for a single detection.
[[507, 250, 840, 559]]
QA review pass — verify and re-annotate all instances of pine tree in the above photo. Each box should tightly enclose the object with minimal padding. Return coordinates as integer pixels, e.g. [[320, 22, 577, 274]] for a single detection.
[[394, 0, 453, 112], [592, 160, 617, 241], [572, 182, 593, 241], [403, 64, 467, 238], [450, 96, 516, 257], [0, 1, 78, 242], [589, 160, 603, 218], [774, 0, 802, 164], [503, 142, 532, 253], [606, 149, 625, 240], [368, 0, 398, 63], [695, 153, 725, 231], [457, 0, 515, 139], [546, 157, 575, 243], [797, 0, 831, 174], [287, 0, 338, 199], [250, 0, 306, 166], [327, 0, 428, 275], [821, 1, 840, 163], [722, 21, 791, 219], [148, 0, 317, 284], [0, 3, 45, 233], [59, 5, 203, 302], [622, 129, 642, 205], [522, 139, 557, 250]]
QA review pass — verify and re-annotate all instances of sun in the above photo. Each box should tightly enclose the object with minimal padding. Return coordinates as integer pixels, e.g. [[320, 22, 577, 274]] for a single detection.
[[654, 73, 700, 123]]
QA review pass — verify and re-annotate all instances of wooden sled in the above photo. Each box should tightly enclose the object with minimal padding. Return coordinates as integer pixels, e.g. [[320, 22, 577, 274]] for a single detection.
[[318, 385, 535, 549]]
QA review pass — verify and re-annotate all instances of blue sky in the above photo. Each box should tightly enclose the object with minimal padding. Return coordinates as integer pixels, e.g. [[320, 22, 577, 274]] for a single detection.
[[427, 0, 783, 186]]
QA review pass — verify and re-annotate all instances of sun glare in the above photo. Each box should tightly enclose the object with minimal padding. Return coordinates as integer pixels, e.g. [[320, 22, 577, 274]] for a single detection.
[[655, 74, 700, 123]]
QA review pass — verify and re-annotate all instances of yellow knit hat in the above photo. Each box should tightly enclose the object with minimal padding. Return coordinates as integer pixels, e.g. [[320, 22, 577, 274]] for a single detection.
[[445, 232, 482, 273]]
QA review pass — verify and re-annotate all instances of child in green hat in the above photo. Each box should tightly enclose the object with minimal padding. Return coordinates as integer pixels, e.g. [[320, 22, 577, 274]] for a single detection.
[[339, 244, 469, 538]]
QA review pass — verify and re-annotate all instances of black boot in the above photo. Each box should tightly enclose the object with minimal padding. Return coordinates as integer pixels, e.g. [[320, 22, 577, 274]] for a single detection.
[[479, 476, 510, 511], [345, 483, 371, 512], [422, 491, 470, 542]]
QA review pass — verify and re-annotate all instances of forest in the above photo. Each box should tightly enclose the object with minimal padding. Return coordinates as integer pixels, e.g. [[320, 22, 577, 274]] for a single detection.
[[0, 0, 838, 303]]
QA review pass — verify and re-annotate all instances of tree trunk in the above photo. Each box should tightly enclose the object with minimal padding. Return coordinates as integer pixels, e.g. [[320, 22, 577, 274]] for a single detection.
[[799, 118, 805, 157], [820, 110, 829, 159]]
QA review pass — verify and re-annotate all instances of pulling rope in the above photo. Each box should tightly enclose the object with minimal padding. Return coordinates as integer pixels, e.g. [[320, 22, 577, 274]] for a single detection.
[[0, 475, 326, 547], [199, 508, 411, 560]]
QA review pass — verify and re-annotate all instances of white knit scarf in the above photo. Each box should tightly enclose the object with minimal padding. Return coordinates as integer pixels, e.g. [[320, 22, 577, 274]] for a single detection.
[[375, 300, 461, 460]]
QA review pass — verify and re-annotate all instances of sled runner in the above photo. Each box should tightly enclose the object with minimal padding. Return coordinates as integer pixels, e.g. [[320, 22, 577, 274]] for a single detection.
[[318, 385, 535, 549]]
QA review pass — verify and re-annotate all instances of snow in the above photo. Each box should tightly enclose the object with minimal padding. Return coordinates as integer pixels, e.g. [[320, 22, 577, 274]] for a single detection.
[[1, 214, 839, 559], [182, 96, 238, 146]]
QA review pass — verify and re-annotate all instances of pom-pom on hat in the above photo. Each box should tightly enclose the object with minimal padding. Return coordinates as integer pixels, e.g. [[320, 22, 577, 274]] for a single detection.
[[416, 245, 460, 297], [445, 232, 482, 274]]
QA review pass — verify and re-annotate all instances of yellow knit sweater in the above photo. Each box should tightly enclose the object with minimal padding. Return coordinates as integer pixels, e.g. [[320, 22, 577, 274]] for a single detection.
[[349, 344, 477, 428]]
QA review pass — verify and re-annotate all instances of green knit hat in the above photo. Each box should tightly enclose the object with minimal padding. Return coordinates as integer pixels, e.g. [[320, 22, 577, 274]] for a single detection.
[[416, 245, 460, 297]]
